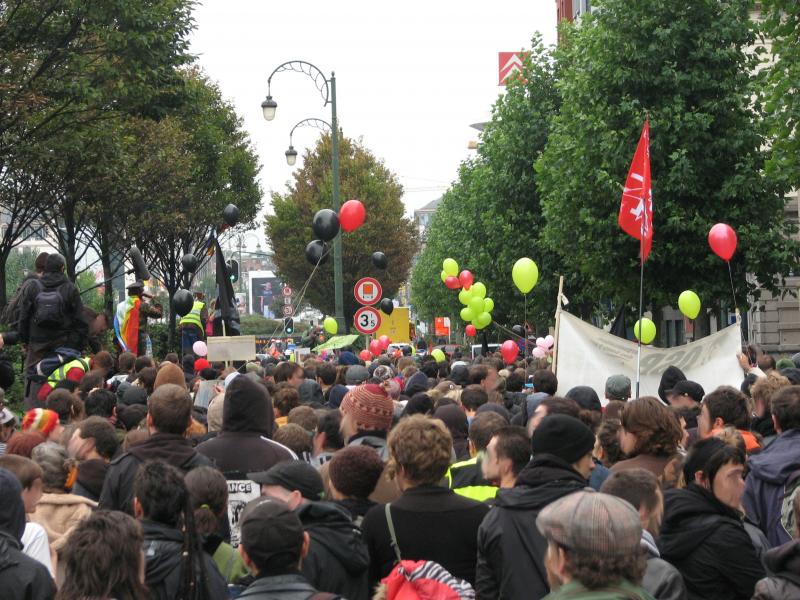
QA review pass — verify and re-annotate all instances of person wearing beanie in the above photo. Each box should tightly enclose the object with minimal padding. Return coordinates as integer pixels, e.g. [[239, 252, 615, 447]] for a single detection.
[[476, 414, 595, 600], [21, 409, 63, 443], [328, 445, 384, 524], [536, 490, 653, 599]]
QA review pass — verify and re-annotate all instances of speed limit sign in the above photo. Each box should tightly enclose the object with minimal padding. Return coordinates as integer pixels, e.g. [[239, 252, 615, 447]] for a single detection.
[[353, 306, 381, 335]]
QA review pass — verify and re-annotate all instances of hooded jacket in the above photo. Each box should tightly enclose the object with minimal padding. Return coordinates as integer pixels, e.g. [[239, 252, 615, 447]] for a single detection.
[[0, 470, 56, 600], [196, 375, 295, 474], [141, 519, 227, 600], [98, 433, 211, 514], [72, 458, 108, 502], [298, 501, 370, 600], [18, 267, 84, 348], [658, 484, 764, 600], [29, 492, 96, 553], [475, 454, 587, 600], [743, 428, 800, 547], [640, 530, 687, 600], [752, 538, 800, 600]]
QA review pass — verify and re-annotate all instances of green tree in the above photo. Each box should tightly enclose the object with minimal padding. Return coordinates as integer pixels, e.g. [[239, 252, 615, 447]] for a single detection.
[[265, 134, 418, 326], [536, 0, 798, 327], [411, 37, 572, 335]]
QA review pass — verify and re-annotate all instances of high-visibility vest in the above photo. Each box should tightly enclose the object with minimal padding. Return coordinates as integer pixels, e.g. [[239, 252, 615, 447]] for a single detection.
[[46, 358, 89, 387], [179, 301, 204, 329], [444, 455, 498, 502]]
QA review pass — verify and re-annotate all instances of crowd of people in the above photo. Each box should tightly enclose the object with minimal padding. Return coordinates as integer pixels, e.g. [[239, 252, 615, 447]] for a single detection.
[[3, 255, 800, 598]]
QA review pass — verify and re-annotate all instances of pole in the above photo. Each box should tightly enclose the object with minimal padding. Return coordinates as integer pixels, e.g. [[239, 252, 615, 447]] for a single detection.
[[523, 294, 527, 358], [330, 72, 345, 334], [636, 254, 644, 399], [552, 276, 564, 376]]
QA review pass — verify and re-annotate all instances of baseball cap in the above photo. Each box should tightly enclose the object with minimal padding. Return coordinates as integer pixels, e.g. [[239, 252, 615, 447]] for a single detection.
[[0, 408, 15, 426], [604, 374, 631, 401], [239, 497, 305, 569], [536, 490, 642, 557], [248, 460, 325, 501], [666, 380, 705, 403]]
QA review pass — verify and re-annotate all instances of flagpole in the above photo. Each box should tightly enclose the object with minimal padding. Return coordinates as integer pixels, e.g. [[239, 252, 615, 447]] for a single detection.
[[636, 251, 644, 399]]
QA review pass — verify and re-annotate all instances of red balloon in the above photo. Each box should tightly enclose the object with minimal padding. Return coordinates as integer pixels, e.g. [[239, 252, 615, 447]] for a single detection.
[[369, 339, 382, 357], [378, 335, 391, 350], [339, 199, 366, 232], [500, 340, 519, 364], [359, 349, 372, 362], [465, 324, 477, 337], [708, 223, 737, 261], [445, 276, 461, 289], [458, 270, 473, 290]]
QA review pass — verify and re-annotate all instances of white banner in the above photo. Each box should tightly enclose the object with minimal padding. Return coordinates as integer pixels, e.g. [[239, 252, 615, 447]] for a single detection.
[[555, 311, 743, 399]]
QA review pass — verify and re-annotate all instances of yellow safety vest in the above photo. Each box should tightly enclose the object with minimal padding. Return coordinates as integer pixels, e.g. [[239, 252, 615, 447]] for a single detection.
[[445, 455, 498, 502], [47, 358, 89, 387], [179, 301, 204, 329]]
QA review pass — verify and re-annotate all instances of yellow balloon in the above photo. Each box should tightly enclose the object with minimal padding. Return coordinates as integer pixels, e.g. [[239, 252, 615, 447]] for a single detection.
[[471, 282, 487, 299], [512, 258, 539, 294], [323, 317, 338, 335], [678, 290, 701, 320], [440, 270, 447, 283], [483, 298, 494, 313], [443, 258, 459, 277], [634, 318, 657, 345]]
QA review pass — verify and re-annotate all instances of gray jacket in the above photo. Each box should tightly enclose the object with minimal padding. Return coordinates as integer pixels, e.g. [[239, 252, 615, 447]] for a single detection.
[[238, 573, 335, 600], [641, 531, 687, 600]]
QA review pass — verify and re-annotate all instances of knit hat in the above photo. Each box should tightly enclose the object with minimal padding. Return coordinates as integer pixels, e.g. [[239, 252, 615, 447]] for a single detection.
[[21, 409, 60, 437], [329, 445, 385, 499], [340, 384, 394, 432], [345, 365, 370, 386], [531, 414, 595, 464], [338, 351, 358, 366], [776, 358, 796, 371], [536, 490, 642, 557]]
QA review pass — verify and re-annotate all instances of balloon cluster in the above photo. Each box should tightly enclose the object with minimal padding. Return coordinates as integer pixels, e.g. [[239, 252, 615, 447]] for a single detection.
[[306, 200, 373, 267], [439, 258, 495, 333], [367, 334, 392, 358]]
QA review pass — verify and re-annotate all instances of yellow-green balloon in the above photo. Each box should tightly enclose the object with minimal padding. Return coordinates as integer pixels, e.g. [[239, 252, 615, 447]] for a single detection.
[[512, 258, 539, 294], [471, 282, 487, 299], [323, 317, 338, 335], [678, 290, 701, 320], [475, 311, 492, 328], [458, 288, 473, 305], [443, 258, 459, 277], [634, 318, 657, 345], [468, 296, 484, 315], [460, 307, 475, 322], [440, 270, 447, 283], [483, 298, 494, 313], [431, 348, 446, 363]]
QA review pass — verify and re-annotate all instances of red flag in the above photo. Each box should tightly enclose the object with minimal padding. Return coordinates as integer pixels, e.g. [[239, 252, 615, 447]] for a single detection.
[[618, 118, 652, 262]]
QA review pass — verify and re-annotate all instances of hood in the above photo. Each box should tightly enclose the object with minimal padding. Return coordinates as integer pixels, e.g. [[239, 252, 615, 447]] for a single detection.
[[76, 459, 109, 498], [154, 362, 187, 390], [658, 366, 686, 403], [405, 371, 430, 397], [0, 469, 25, 542], [641, 530, 659, 558], [142, 520, 184, 584], [222, 374, 274, 436], [128, 433, 198, 468], [763, 538, 800, 575], [659, 484, 741, 557], [39, 271, 67, 289], [297, 501, 370, 574], [434, 403, 468, 441], [298, 380, 323, 406], [748, 429, 800, 484], [494, 454, 587, 510]]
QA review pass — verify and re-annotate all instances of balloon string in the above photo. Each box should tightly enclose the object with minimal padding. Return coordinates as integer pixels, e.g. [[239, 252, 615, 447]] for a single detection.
[[727, 260, 746, 344]]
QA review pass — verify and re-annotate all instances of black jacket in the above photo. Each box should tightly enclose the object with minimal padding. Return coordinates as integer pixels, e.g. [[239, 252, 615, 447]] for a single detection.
[[298, 501, 370, 600], [72, 458, 109, 502], [196, 375, 294, 474], [361, 484, 489, 588], [18, 270, 84, 347], [98, 432, 212, 514], [658, 484, 765, 600], [141, 520, 227, 600], [475, 454, 588, 600], [238, 573, 335, 600]]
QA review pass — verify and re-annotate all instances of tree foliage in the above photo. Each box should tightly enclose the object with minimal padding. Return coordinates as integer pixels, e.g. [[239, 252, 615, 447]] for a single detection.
[[411, 37, 570, 334], [265, 134, 418, 324], [536, 0, 798, 316]]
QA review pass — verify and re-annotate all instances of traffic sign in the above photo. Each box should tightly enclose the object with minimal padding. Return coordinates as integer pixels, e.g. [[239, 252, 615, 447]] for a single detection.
[[282, 305, 294, 317], [353, 306, 381, 334], [354, 277, 382, 306], [283, 296, 292, 305], [282, 286, 293, 297]]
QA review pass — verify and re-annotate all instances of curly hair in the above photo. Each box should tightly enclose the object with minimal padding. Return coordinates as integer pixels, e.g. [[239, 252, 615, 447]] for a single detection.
[[564, 545, 647, 589], [751, 372, 790, 414], [621, 396, 682, 457], [596, 419, 623, 466], [388, 415, 452, 485]]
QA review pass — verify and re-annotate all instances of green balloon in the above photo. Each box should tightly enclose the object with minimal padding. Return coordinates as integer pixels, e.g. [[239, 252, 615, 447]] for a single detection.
[[431, 348, 446, 363], [323, 317, 338, 335], [483, 298, 494, 313], [475, 311, 492, 328], [443, 258, 459, 277], [634, 318, 657, 345], [440, 270, 447, 283], [468, 296, 484, 315], [473, 319, 486, 330], [678, 290, 701, 320], [458, 288, 473, 305], [471, 282, 487, 299], [460, 307, 475, 322], [512, 258, 539, 294]]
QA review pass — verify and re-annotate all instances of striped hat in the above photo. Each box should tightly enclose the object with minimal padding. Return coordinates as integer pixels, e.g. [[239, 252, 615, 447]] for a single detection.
[[21, 409, 60, 436], [340, 384, 394, 433]]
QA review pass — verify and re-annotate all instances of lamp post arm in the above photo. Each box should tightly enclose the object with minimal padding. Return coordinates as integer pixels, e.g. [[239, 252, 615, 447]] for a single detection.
[[266, 60, 331, 105], [288, 118, 332, 147]]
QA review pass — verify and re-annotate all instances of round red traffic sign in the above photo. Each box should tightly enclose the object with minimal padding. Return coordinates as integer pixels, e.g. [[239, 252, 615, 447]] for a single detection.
[[353, 306, 381, 334], [354, 277, 382, 306]]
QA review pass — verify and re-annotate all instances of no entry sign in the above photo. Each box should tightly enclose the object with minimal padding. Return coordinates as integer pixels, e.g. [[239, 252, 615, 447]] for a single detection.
[[353, 306, 381, 335], [354, 277, 382, 306]]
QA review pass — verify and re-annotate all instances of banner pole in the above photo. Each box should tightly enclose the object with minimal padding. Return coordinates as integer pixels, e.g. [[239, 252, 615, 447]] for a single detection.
[[636, 254, 644, 399], [552, 276, 564, 376], [523, 293, 527, 359]]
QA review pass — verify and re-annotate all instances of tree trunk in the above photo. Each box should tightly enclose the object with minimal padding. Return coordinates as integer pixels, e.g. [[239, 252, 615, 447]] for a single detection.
[[0, 248, 10, 309], [99, 235, 114, 318]]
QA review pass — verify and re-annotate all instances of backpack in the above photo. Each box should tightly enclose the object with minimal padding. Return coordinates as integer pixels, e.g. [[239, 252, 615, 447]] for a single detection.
[[32, 280, 65, 327], [780, 468, 800, 539]]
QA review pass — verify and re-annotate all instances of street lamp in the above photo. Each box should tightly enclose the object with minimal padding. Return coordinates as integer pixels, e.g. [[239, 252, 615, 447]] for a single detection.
[[261, 60, 345, 332], [285, 118, 332, 166]]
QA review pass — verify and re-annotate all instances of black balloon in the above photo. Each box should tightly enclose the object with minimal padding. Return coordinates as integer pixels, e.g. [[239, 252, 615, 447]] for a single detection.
[[512, 325, 525, 337], [312, 209, 340, 242], [380, 298, 394, 315], [173, 289, 194, 317], [181, 253, 199, 273], [223, 204, 240, 227], [372, 251, 388, 270], [305, 240, 329, 266]]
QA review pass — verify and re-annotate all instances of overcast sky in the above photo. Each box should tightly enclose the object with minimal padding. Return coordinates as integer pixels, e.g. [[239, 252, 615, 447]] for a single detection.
[[189, 1, 557, 248]]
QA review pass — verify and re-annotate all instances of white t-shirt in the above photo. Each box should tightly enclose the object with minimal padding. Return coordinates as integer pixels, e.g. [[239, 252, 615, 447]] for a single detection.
[[22, 521, 54, 577]]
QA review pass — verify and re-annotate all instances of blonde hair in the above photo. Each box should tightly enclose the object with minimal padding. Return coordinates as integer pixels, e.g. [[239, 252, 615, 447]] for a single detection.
[[751, 372, 790, 414]]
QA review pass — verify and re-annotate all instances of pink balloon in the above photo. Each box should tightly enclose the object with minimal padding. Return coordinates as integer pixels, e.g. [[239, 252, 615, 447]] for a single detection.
[[536, 337, 547, 349], [465, 324, 477, 337], [458, 270, 474, 290], [445, 275, 461, 289], [378, 335, 391, 350], [500, 340, 519, 364], [544, 335, 555, 348], [532, 347, 546, 359], [708, 223, 737, 261], [339, 199, 366, 232], [369, 339, 382, 357], [359, 349, 372, 362]]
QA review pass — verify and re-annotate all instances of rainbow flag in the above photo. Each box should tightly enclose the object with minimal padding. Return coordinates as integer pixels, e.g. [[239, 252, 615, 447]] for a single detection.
[[114, 296, 141, 355]]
